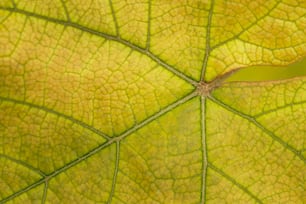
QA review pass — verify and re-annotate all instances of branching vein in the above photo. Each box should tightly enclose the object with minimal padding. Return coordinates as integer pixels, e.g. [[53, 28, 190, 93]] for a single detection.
[[0, 91, 197, 203], [210, 0, 282, 51], [0, 6, 196, 85], [0, 96, 111, 140], [208, 162, 263, 204], [0, 154, 45, 177], [209, 96, 305, 163]]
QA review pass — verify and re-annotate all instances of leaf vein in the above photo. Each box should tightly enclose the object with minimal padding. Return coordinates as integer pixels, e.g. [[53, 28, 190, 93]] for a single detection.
[[237, 37, 306, 51], [108, 0, 119, 36], [209, 96, 305, 163], [0, 96, 111, 140], [210, 0, 282, 51], [200, 0, 215, 81], [113, 91, 198, 142], [0, 6, 197, 85], [146, 0, 152, 50], [107, 141, 120, 204], [59, 0, 70, 22], [0, 154, 45, 177], [0, 92, 196, 202], [0, 178, 45, 203], [200, 97, 208, 204], [254, 100, 306, 118], [208, 162, 263, 204], [41, 181, 48, 204]]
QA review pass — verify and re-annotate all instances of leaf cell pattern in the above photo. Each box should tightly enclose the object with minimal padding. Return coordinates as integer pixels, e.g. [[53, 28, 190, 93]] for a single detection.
[[0, 0, 305, 203]]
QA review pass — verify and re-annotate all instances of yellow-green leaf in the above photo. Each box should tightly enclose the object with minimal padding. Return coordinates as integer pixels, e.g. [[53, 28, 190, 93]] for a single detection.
[[208, 79, 306, 203], [0, 0, 305, 203]]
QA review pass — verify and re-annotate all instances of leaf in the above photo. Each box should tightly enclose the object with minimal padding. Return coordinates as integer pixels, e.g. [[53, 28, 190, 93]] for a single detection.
[[227, 58, 306, 82], [0, 0, 305, 203]]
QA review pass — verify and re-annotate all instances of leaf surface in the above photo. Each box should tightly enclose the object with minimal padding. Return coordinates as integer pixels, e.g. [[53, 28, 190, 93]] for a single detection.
[[0, 0, 305, 203]]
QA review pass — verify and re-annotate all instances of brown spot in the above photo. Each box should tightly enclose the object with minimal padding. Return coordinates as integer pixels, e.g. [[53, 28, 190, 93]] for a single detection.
[[196, 81, 215, 97], [197, 69, 239, 97]]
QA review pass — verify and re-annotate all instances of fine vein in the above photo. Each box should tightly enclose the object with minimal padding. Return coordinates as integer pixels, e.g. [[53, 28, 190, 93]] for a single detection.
[[208, 163, 263, 204], [146, 0, 152, 50], [0, 154, 45, 177], [0, 91, 197, 203], [60, 0, 70, 21], [209, 96, 305, 163], [210, 0, 281, 51], [107, 141, 120, 204], [254, 100, 306, 118], [0, 6, 196, 85], [108, 0, 119, 36], [0, 96, 111, 140]]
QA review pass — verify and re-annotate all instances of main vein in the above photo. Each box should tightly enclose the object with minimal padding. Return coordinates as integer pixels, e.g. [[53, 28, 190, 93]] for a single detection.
[[0, 91, 197, 203], [200, 97, 208, 204], [200, 0, 215, 81], [209, 96, 305, 163], [0, 6, 197, 85]]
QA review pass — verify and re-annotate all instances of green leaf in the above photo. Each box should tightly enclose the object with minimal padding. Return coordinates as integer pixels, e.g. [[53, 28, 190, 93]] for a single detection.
[[0, 0, 305, 203]]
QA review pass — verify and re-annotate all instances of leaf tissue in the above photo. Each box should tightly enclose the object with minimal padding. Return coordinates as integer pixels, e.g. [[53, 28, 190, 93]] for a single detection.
[[0, 0, 305, 203]]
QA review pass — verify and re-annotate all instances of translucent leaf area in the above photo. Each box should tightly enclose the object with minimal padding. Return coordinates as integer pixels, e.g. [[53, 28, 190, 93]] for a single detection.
[[228, 58, 306, 82], [0, 0, 305, 203]]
